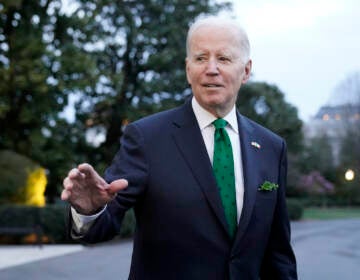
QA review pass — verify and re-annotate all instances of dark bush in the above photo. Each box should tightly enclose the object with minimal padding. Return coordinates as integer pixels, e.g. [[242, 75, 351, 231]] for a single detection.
[[0, 150, 39, 204], [120, 209, 136, 238], [40, 204, 68, 243], [0, 204, 67, 244], [286, 199, 304, 221], [0, 204, 136, 244]]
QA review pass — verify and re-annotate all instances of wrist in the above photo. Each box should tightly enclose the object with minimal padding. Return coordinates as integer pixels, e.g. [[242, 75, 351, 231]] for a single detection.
[[72, 205, 105, 216]]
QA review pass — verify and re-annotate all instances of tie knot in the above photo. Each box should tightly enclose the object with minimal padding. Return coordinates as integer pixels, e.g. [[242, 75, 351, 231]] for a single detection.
[[213, 118, 227, 129]]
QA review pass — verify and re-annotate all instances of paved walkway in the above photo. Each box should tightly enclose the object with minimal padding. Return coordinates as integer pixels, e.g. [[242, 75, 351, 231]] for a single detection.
[[0, 239, 132, 280], [0, 245, 84, 270], [1, 219, 360, 279], [292, 219, 360, 280]]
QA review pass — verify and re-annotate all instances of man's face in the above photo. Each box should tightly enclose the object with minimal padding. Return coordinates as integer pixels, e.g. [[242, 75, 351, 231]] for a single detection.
[[186, 25, 251, 117]]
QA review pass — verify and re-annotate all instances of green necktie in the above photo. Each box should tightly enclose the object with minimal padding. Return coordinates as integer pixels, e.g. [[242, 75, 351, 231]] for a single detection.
[[212, 118, 237, 238]]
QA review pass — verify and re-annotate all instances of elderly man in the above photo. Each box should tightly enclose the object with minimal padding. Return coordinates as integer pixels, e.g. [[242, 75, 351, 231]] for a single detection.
[[62, 16, 297, 279]]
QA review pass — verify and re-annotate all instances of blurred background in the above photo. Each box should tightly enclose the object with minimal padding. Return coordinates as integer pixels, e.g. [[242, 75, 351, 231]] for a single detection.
[[0, 0, 359, 249]]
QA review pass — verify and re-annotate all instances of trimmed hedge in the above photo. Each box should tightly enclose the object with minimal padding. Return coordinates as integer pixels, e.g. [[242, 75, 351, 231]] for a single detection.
[[0, 204, 136, 244], [0, 204, 67, 244], [0, 199, 301, 245], [286, 199, 304, 221], [0, 150, 46, 205], [120, 209, 136, 237]]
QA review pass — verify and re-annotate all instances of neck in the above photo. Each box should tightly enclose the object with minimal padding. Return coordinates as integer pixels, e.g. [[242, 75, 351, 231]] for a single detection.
[[204, 104, 233, 119]]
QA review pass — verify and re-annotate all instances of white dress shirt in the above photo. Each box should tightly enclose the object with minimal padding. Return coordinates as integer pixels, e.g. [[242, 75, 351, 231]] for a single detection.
[[72, 97, 245, 231], [191, 97, 244, 222]]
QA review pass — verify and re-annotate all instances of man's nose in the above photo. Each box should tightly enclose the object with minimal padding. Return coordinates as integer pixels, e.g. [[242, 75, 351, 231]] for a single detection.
[[205, 59, 219, 75]]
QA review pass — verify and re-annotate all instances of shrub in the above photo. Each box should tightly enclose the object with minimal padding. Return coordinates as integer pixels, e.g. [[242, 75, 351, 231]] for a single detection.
[[40, 204, 68, 243], [0, 150, 47, 206], [0, 204, 136, 244], [0, 204, 67, 244], [120, 209, 136, 238], [286, 199, 304, 221]]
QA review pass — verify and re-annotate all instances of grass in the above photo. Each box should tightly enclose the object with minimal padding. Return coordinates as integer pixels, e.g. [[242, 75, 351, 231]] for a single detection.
[[303, 207, 360, 220]]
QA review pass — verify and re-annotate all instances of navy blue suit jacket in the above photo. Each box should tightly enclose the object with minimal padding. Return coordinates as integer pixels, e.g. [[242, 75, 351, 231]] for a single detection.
[[80, 98, 297, 279]]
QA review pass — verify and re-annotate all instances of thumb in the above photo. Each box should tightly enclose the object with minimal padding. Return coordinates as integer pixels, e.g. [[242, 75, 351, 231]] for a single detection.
[[108, 179, 128, 194]]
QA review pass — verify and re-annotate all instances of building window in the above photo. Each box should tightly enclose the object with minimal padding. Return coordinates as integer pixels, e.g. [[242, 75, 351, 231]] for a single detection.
[[322, 114, 330, 121]]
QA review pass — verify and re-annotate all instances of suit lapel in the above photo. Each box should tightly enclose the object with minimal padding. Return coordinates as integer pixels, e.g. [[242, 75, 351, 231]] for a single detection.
[[171, 100, 230, 236], [233, 113, 262, 247], [170, 101, 263, 241]]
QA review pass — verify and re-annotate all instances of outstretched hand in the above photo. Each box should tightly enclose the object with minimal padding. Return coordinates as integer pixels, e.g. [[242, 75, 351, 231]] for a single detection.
[[61, 163, 128, 215]]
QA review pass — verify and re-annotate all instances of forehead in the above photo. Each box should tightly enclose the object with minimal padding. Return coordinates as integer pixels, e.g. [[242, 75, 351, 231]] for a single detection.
[[189, 25, 241, 54]]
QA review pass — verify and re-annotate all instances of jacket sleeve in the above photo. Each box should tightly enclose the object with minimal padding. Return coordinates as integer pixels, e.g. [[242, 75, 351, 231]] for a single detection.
[[260, 141, 298, 279], [78, 123, 149, 244]]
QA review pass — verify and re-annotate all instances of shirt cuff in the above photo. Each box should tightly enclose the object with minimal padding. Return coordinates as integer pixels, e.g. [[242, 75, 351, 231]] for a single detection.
[[71, 205, 107, 236], [71, 206, 107, 224]]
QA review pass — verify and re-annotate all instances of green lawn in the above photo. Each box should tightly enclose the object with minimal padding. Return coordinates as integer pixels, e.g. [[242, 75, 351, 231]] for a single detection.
[[303, 207, 360, 220]]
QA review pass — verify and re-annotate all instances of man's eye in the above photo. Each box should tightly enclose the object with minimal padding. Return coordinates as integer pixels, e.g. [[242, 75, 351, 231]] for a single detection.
[[195, 56, 205, 62], [219, 56, 230, 62]]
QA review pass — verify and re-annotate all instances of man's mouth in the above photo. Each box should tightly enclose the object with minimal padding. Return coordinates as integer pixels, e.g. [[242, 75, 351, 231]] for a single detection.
[[203, 83, 222, 88]]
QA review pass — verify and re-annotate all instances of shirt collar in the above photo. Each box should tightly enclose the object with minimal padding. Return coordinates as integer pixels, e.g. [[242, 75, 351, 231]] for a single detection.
[[191, 97, 238, 133]]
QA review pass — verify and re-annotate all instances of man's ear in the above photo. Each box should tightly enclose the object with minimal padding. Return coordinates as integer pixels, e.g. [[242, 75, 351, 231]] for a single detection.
[[242, 59, 252, 84]]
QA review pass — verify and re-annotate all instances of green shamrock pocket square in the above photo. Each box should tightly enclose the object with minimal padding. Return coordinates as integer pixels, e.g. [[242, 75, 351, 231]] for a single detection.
[[258, 181, 279, 191]]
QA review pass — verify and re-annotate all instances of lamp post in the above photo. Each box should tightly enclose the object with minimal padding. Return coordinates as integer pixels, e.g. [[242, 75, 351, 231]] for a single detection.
[[344, 169, 355, 206]]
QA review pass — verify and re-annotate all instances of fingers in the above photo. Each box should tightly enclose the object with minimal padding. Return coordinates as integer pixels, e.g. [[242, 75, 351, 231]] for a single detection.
[[68, 168, 85, 180], [61, 163, 127, 207], [63, 176, 72, 188], [78, 163, 108, 187], [77, 163, 94, 176], [78, 163, 101, 182], [109, 179, 128, 194], [61, 189, 71, 201], [62, 167, 85, 201], [67, 164, 104, 187], [61, 176, 72, 200]]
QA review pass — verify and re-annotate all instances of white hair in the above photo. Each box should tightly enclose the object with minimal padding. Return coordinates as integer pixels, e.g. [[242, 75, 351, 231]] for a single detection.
[[186, 16, 251, 64]]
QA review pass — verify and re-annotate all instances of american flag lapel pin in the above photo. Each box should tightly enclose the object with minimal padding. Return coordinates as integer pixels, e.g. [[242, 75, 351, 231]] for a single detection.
[[251, 141, 261, 149]]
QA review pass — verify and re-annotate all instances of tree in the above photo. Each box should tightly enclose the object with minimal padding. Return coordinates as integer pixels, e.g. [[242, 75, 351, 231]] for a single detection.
[[0, 0, 96, 154], [0, 0, 98, 201], [291, 132, 338, 203], [331, 71, 360, 106], [300, 134, 335, 177], [0, 0, 231, 201], [337, 122, 360, 205], [334, 72, 360, 174], [236, 82, 304, 193], [339, 126, 360, 171], [329, 72, 360, 204], [236, 82, 303, 154], [71, 0, 231, 163]]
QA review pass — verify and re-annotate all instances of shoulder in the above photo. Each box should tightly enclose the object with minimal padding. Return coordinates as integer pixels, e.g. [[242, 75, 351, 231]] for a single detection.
[[238, 113, 286, 151], [133, 105, 184, 129], [123, 101, 191, 138], [244, 115, 282, 140]]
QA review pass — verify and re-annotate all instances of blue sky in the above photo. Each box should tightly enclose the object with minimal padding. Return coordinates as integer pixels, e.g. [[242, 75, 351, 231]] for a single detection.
[[223, 0, 360, 121]]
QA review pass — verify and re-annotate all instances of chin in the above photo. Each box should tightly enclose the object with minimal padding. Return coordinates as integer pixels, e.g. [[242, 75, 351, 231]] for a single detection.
[[204, 95, 226, 107], [202, 100, 228, 114]]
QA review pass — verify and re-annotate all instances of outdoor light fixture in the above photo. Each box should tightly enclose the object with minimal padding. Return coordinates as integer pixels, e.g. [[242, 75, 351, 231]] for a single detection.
[[345, 169, 355, 181]]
